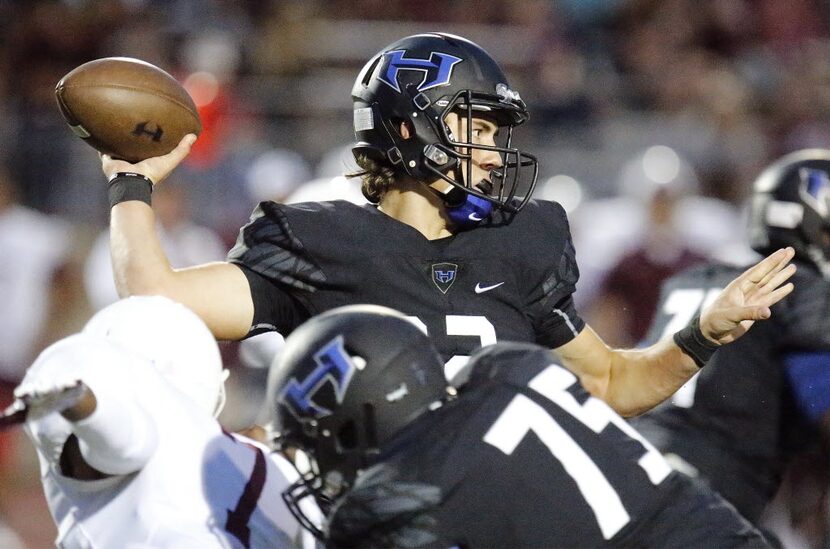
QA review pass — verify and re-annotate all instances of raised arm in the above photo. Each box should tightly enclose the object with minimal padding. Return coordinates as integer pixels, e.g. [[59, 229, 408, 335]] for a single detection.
[[18, 378, 157, 478], [556, 247, 796, 416], [61, 382, 159, 476], [102, 135, 253, 340]]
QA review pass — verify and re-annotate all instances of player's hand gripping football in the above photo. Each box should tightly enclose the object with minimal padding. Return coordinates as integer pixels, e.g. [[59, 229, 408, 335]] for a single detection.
[[699, 247, 796, 345], [100, 133, 197, 186]]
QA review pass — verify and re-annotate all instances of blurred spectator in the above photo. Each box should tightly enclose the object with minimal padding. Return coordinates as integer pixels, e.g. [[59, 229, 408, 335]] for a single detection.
[[529, 41, 595, 130], [0, 166, 74, 547], [0, 167, 72, 399], [4, 2, 116, 217], [316, 143, 361, 179], [286, 176, 365, 205], [577, 146, 711, 346], [282, 143, 365, 204], [83, 177, 225, 311], [245, 148, 312, 204]]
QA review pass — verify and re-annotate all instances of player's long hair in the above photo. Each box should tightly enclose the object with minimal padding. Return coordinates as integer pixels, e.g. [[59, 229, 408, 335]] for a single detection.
[[349, 153, 397, 203]]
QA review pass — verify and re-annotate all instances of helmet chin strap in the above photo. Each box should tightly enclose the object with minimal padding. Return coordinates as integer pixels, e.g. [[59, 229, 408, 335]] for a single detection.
[[428, 181, 494, 229], [447, 193, 493, 227]]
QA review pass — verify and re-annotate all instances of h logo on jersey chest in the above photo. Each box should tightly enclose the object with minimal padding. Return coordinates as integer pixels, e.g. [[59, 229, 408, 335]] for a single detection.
[[280, 335, 356, 419], [378, 50, 463, 93], [431, 262, 458, 294]]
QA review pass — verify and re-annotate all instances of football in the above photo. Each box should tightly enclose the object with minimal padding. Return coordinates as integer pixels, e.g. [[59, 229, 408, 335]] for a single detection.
[[55, 57, 201, 163]]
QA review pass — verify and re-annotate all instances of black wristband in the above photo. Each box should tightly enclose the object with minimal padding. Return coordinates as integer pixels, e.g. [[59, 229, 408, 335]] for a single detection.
[[108, 172, 153, 208], [673, 314, 719, 368]]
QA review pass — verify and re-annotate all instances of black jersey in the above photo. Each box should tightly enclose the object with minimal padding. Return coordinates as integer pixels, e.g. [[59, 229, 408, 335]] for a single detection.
[[632, 261, 830, 522], [327, 343, 766, 548], [227, 200, 584, 369]]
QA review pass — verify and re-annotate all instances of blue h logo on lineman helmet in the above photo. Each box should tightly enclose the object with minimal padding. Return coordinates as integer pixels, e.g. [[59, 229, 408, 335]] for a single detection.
[[281, 335, 356, 418], [379, 50, 463, 93], [803, 168, 830, 216]]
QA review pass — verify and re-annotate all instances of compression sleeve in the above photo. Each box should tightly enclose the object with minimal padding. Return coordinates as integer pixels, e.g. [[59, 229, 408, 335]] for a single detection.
[[783, 351, 830, 423], [238, 265, 310, 337], [72, 384, 159, 475]]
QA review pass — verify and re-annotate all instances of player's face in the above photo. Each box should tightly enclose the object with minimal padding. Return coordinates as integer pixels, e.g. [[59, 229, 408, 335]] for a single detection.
[[432, 112, 504, 195]]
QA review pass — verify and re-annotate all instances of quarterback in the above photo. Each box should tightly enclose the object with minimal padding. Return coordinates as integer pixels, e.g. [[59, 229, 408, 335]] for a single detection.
[[100, 32, 794, 416]]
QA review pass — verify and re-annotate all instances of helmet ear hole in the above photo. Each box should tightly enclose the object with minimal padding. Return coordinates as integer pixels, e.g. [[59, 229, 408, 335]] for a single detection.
[[362, 403, 378, 449], [335, 420, 358, 451], [391, 118, 413, 140]]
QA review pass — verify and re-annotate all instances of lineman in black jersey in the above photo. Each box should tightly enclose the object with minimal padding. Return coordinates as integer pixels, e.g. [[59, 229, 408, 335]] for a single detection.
[[269, 305, 769, 548], [632, 149, 830, 523], [99, 32, 795, 417]]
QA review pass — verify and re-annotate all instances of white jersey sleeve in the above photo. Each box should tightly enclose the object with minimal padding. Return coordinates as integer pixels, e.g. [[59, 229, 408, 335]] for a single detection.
[[21, 334, 158, 476], [230, 434, 323, 549], [21, 336, 312, 548]]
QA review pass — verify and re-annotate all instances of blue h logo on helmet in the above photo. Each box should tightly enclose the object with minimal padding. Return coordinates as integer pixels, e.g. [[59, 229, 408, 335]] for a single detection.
[[379, 50, 463, 93], [281, 335, 356, 418], [802, 168, 830, 216]]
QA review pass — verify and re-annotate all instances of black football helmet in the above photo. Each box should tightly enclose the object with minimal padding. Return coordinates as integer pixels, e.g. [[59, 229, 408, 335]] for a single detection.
[[749, 149, 830, 277], [268, 305, 449, 536], [352, 32, 538, 213]]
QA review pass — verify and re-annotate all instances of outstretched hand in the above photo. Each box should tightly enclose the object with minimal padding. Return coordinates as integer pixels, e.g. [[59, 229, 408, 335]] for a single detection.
[[100, 133, 197, 185], [11, 379, 92, 422], [700, 247, 796, 345]]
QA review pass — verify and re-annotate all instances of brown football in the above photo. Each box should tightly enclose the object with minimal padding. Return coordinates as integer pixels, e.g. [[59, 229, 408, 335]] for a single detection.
[[55, 57, 201, 163]]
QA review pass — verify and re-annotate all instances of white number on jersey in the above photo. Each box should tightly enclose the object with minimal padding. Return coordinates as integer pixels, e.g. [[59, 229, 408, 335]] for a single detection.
[[405, 315, 497, 384], [658, 288, 721, 407], [483, 364, 672, 540]]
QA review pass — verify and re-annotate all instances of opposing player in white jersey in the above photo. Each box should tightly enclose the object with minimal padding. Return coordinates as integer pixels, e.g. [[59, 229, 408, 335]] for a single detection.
[[17, 296, 319, 548]]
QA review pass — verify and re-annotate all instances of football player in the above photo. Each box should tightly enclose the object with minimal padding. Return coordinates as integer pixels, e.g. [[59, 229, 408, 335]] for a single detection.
[[266, 304, 770, 548], [16, 296, 318, 548], [632, 149, 830, 524], [99, 32, 794, 416]]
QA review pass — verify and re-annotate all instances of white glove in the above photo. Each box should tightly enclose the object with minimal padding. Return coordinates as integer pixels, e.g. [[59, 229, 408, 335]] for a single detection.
[[13, 379, 89, 421]]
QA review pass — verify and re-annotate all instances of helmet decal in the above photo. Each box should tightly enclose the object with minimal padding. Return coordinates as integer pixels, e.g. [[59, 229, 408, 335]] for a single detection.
[[378, 50, 463, 93], [271, 304, 452, 537], [749, 149, 830, 277], [802, 168, 830, 217], [352, 34, 539, 215], [281, 335, 356, 418]]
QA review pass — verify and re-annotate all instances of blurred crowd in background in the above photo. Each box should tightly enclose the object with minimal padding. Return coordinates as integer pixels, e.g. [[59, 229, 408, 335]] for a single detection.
[[1, 0, 830, 546]]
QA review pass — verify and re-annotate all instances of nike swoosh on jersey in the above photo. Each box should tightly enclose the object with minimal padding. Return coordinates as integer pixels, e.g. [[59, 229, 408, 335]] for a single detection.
[[474, 282, 505, 294]]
